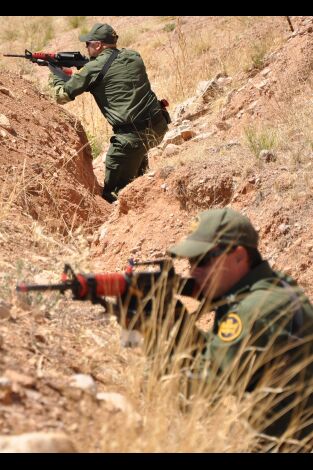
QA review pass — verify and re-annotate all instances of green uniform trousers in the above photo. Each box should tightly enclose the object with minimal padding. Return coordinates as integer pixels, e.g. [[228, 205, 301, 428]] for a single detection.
[[103, 113, 168, 202]]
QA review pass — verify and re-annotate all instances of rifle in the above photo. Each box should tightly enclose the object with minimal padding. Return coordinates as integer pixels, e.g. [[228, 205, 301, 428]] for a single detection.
[[16, 259, 177, 328], [3, 49, 89, 81]]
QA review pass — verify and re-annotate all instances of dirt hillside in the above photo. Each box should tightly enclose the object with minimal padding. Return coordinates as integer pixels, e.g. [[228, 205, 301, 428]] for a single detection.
[[0, 16, 313, 452]]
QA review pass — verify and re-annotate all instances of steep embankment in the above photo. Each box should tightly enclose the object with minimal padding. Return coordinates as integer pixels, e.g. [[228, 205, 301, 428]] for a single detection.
[[93, 17, 313, 299], [0, 69, 109, 235]]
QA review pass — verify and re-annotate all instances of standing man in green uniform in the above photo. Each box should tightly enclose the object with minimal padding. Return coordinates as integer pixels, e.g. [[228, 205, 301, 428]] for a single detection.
[[164, 207, 313, 443], [50, 23, 169, 203]]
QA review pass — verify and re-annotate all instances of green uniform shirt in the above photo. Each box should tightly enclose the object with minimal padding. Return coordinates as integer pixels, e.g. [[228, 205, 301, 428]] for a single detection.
[[181, 261, 313, 438], [200, 261, 313, 383], [52, 48, 161, 128]]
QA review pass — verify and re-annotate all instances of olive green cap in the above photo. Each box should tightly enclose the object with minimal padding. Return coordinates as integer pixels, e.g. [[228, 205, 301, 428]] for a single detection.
[[79, 23, 118, 44], [167, 208, 259, 258]]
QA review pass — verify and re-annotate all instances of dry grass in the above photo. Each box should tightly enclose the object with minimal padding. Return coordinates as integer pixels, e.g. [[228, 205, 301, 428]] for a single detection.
[[1, 15, 313, 452], [58, 254, 305, 451], [0, 16, 55, 51], [91, 263, 313, 452], [0, 16, 288, 152], [66, 16, 87, 30], [2, 191, 313, 451], [244, 125, 279, 158]]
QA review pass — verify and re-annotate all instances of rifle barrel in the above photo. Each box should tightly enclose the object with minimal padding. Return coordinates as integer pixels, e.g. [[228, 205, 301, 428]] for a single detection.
[[3, 54, 27, 58], [16, 283, 70, 293]]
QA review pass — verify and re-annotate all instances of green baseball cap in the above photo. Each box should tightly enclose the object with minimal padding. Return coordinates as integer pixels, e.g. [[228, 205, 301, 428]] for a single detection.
[[167, 208, 259, 258], [79, 23, 118, 44]]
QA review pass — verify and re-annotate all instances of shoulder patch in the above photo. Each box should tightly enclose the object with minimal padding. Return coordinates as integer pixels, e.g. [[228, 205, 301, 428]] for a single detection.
[[218, 312, 243, 342]]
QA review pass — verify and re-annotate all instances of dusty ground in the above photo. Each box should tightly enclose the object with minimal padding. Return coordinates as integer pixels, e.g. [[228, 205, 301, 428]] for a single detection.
[[0, 16, 313, 452]]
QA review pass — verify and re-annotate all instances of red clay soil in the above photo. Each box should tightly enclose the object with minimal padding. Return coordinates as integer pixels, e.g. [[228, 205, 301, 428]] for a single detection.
[[0, 69, 109, 235]]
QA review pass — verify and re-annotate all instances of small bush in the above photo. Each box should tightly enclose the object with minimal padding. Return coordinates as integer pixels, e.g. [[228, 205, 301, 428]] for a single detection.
[[67, 16, 86, 29], [163, 23, 176, 33], [86, 131, 103, 159], [250, 41, 269, 70], [79, 25, 89, 37], [244, 126, 278, 157]]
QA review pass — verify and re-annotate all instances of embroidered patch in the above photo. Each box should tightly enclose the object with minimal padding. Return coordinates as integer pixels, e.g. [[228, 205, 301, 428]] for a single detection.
[[218, 312, 242, 342]]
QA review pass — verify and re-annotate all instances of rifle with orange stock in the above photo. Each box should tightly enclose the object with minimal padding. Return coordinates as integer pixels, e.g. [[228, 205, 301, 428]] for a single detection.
[[3, 49, 89, 81], [16, 259, 176, 327]]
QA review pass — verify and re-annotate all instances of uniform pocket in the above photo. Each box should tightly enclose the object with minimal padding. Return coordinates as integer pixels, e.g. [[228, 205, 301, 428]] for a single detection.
[[111, 134, 141, 151]]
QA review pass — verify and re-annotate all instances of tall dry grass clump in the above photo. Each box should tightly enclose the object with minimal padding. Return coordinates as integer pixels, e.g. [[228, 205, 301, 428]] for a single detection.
[[97, 256, 313, 452]]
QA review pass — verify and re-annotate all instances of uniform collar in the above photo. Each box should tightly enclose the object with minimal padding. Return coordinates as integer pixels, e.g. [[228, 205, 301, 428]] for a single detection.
[[213, 261, 276, 319], [224, 260, 275, 298], [99, 47, 118, 55]]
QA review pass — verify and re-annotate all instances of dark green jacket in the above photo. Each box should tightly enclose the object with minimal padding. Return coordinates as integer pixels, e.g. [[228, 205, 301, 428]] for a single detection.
[[52, 48, 161, 128], [180, 261, 313, 438], [198, 261, 313, 384]]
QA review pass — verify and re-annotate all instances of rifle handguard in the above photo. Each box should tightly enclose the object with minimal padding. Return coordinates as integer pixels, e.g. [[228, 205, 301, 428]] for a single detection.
[[75, 273, 128, 298]]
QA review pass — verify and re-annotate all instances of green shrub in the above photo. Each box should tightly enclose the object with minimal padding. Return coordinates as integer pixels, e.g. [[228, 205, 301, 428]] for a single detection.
[[244, 126, 278, 157], [67, 16, 86, 29], [163, 23, 176, 33], [86, 131, 103, 159], [250, 41, 269, 70]]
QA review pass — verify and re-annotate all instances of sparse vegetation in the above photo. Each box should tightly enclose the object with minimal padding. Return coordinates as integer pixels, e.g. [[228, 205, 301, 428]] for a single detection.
[[119, 29, 137, 48], [158, 16, 177, 23], [79, 25, 89, 37], [86, 131, 103, 159], [0, 16, 55, 50], [244, 126, 278, 157], [1, 28, 19, 42], [249, 40, 269, 70], [23, 17, 55, 51], [163, 23, 176, 33], [67, 16, 86, 30], [192, 30, 211, 56]]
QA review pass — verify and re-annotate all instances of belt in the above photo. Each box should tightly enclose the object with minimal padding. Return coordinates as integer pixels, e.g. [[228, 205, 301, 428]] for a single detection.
[[113, 111, 164, 134]]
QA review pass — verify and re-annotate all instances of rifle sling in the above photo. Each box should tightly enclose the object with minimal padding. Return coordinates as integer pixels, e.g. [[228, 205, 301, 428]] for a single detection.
[[87, 49, 119, 92]]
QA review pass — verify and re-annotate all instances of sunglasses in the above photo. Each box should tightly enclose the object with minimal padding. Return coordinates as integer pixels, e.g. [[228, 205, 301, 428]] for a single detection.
[[86, 41, 101, 47], [189, 245, 236, 268]]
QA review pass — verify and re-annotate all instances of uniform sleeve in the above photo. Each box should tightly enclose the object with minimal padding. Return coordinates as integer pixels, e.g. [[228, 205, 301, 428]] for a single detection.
[[48, 73, 72, 104], [203, 288, 307, 383], [49, 64, 96, 103]]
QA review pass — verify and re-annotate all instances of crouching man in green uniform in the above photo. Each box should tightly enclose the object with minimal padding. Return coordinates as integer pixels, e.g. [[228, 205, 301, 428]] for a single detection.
[[50, 23, 169, 203], [165, 208, 313, 446]]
